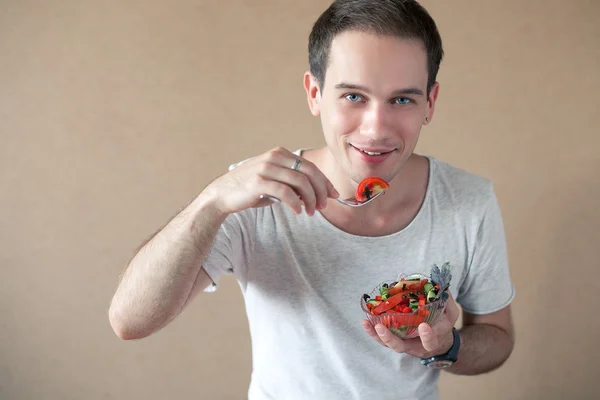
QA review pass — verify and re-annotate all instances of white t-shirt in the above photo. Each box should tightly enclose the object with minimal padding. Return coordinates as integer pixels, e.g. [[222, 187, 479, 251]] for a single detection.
[[202, 151, 515, 400]]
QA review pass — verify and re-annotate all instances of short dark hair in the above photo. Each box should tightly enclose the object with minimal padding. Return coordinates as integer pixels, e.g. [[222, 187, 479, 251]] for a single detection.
[[308, 0, 444, 95]]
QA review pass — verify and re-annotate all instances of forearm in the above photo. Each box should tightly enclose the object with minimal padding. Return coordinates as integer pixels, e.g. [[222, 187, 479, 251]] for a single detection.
[[109, 190, 227, 339], [445, 323, 514, 375]]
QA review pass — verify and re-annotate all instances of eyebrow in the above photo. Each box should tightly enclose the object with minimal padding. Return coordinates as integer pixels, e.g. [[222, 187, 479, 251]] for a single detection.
[[334, 82, 424, 97]]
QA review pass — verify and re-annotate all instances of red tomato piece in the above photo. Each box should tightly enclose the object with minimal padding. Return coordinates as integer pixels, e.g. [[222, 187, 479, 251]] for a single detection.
[[388, 279, 426, 296], [371, 292, 406, 315], [355, 177, 390, 202]]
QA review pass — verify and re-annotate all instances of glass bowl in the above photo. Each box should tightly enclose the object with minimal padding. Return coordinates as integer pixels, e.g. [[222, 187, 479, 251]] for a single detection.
[[360, 279, 447, 339]]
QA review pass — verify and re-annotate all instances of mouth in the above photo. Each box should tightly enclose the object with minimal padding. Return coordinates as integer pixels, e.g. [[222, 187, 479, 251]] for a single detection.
[[349, 144, 397, 166], [350, 144, 397, 156]]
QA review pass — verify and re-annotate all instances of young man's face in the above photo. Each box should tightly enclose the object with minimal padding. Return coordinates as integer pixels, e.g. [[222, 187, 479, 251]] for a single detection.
[[305, 30, 439, 185]]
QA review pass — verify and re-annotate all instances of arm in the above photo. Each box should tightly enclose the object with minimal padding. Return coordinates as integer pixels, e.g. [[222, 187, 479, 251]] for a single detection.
[[445, 305, 515, 375], [362, 298, 515, 376], [108, 147, 338, 340], [362, 184, 515, 373], [108, 191, 227, 340]]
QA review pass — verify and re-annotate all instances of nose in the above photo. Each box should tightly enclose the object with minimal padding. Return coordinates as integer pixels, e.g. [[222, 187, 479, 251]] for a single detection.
[[359, 103, 392, 137]]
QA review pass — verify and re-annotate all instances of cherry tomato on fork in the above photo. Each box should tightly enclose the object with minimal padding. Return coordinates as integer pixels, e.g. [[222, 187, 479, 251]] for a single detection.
[[355, 177, 390, 202]]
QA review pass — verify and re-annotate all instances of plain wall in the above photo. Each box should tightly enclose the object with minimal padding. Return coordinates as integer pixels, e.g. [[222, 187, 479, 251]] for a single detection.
[[1, 0, 599, 399]]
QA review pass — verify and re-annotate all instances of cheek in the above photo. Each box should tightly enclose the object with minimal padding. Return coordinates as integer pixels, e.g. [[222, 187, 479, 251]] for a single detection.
[[327, 106, 360, 136], [393, 112, 423, 137]]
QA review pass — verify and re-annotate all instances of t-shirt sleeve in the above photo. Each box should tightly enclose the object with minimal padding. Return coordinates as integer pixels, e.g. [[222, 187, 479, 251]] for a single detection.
[[456, 186, 516, 314], [201, 160, 258, 293], [201, 210, 253, 293]]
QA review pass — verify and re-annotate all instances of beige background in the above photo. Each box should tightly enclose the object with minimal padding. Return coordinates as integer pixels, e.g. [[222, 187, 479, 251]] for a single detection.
[[1, 0, 599, 399]]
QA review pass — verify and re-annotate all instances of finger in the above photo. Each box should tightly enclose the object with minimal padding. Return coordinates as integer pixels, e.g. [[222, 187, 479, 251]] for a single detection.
[[257, 161, 318, 215], [361, 320, 387, 347], [281, 175, 315, 214], [444, 292, 460, 324], [268, 148, 339, 207], [295, 159, 340, 208], [373, 323, 411, 353], [285, 170, 318, 215], [261, 180, 303, 214], [279, 157, 332, 212], [264, 151, 319, 215], [301, 168, 329, 211], [418, 323, 440, 353]]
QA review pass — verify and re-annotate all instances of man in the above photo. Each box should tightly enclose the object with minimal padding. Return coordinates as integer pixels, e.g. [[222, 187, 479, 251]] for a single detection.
[[109, 1, 515, 399]]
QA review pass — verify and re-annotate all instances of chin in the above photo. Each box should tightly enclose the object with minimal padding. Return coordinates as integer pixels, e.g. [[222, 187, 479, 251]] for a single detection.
[[351, 156, 403, 181], [348, 169, 394, 185]]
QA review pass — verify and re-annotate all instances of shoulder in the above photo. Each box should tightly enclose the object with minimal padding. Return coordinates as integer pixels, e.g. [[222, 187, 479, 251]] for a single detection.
[[428, 156, 498, 215]]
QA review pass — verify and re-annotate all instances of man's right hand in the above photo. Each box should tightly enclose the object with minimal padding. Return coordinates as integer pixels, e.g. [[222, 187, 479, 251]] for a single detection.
[[205, 147, 339, 216]]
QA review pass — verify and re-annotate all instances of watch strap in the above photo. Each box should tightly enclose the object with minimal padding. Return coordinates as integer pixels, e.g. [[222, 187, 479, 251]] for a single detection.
[[420, 327, 460, 367]]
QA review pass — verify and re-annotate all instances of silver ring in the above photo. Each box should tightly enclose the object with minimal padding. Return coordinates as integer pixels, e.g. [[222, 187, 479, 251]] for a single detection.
[[291, 157, 302, 171]]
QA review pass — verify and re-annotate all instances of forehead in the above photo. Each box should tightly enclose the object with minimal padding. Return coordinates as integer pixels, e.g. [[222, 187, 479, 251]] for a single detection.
[[326, 30, 428, 90]]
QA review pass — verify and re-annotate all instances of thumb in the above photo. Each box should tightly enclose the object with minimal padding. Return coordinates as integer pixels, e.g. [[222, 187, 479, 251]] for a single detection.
[[418, 323, 439, 352]]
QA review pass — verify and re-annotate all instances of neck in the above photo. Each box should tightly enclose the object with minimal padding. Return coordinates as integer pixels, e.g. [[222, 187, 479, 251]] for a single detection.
[[301, 147, 430, 237], [316, 148, 425, 209]]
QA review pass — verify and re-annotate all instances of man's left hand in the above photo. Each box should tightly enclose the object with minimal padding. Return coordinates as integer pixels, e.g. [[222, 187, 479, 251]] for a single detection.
[[361, 293, 460, 358]]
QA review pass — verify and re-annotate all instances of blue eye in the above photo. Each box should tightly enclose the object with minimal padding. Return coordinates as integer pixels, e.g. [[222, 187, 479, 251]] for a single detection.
[[345, 93, 362, 102], [395, 97, 411, 105]]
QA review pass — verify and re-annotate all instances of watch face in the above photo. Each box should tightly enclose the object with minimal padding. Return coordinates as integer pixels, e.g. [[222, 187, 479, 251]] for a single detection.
[[426, 359, 454, 369]]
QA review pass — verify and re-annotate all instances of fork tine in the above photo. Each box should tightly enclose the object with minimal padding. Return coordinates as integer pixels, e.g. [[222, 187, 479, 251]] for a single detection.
[[335, 191, 383, 207]]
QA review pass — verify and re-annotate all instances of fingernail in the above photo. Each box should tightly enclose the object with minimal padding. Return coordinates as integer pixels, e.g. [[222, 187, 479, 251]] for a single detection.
[[375, 325, 385, 335], [333, 188, 340, 198]]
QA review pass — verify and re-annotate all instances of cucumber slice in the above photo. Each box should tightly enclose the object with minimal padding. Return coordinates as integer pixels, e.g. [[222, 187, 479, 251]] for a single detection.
[[423, 282, 433, 293], [427, 289, 437, 302]]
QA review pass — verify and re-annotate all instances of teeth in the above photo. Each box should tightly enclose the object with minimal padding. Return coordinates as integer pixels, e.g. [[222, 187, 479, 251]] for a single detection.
[[362, 149, 382, 156]]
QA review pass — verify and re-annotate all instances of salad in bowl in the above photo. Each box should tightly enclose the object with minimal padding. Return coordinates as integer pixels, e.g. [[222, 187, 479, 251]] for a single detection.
[[360, 263, 452, 339]]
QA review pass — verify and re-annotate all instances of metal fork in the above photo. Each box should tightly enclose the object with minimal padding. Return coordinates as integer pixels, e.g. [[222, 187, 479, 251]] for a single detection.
[[259, 190, 384, 208]]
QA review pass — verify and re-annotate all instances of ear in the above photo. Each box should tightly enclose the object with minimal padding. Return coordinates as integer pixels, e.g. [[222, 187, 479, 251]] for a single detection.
[[424, 82, 440, 125], [303, 71, 321, 116]]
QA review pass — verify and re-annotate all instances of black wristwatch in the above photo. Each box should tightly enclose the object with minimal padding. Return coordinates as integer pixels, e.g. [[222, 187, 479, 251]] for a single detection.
[[420, 327, 460, 369]]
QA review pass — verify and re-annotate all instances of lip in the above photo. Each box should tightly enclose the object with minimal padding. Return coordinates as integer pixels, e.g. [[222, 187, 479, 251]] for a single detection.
[[351, 144, 397, 153], [350, 145, 396, 165]]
